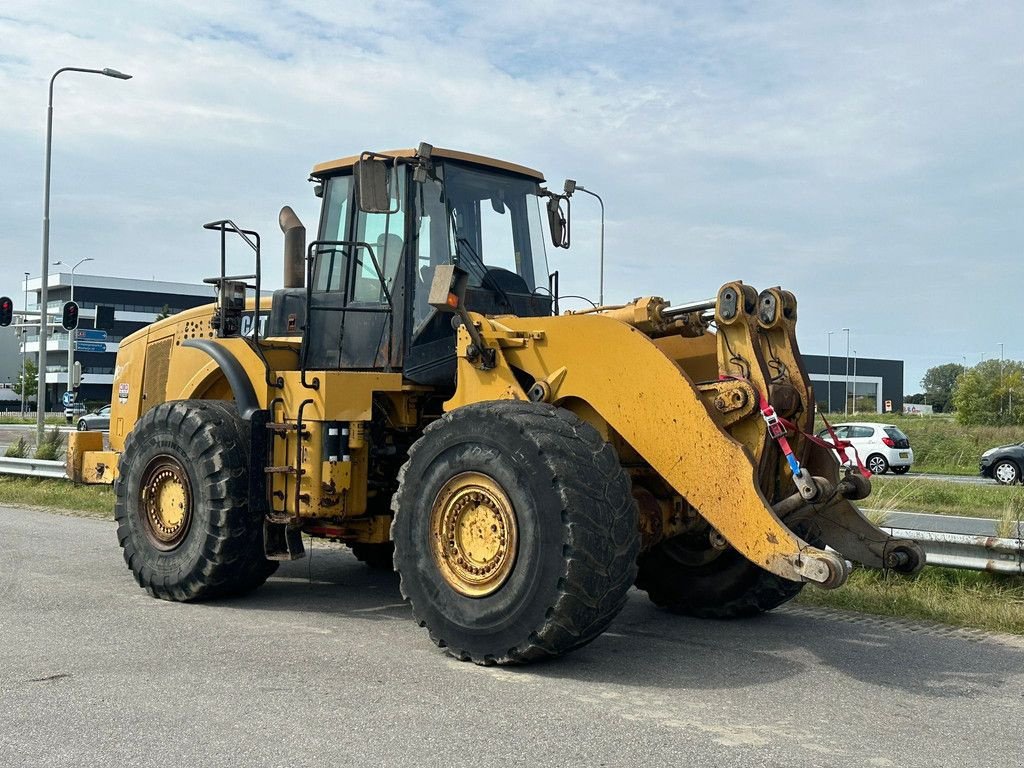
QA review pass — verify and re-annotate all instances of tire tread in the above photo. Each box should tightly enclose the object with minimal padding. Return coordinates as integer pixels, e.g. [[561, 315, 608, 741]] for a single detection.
[[393, 401, 639, 664], [114, 400, 277, 602]]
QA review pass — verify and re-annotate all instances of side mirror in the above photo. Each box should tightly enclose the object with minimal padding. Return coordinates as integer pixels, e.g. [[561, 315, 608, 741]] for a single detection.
[[547, 196, 570, 249], [356, 155, 396, 213]]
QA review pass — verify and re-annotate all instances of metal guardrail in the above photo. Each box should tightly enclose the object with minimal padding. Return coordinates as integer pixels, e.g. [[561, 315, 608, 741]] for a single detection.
[[1, 458, 1022, 575], [0, 456, 67, 479], [885, 526, 1024, 575]]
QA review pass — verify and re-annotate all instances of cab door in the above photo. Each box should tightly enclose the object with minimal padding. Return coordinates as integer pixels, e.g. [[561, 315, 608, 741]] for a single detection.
[[305, 169, 408, 371]]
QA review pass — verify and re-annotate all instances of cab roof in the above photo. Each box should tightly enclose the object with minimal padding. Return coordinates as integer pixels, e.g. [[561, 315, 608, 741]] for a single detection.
[[311, 147, 545, 182]]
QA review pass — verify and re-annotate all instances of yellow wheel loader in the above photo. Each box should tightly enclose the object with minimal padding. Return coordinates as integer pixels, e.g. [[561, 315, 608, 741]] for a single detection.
[[69, 143, 923, 664]]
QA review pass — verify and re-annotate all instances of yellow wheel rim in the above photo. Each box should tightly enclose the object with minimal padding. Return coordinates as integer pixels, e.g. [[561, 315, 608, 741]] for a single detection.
[[430, 472, 518, 598], [140, 457, 193, 550]]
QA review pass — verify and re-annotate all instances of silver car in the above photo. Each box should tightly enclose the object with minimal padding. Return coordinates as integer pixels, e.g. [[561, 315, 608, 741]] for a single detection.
[[77, 404, 111, 432]]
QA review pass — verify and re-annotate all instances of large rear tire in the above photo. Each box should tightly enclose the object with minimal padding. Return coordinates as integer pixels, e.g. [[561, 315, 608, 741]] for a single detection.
[[392, 401, 639, 665], [114, 400, 277, 601], [636, 533, 804, 619]]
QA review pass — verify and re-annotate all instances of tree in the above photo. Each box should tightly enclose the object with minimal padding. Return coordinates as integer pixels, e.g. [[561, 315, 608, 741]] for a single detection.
[[13, 357, 37, 399], [155, 304, 172, 321], [920, 363, 965, 413], [953, 359, 1024, 425]]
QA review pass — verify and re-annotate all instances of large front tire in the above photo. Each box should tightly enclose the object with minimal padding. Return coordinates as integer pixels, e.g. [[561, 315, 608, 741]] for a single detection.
[[114, 400, 277, 601], [392, 401, 639, 665]]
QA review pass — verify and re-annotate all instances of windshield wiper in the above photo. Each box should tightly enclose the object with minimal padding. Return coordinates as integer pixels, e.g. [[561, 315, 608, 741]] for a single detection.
[[449, 215, 516, 311]]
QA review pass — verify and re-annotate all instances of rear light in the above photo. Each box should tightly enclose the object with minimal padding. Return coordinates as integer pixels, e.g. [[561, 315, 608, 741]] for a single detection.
[[881, 437, 895, 448]]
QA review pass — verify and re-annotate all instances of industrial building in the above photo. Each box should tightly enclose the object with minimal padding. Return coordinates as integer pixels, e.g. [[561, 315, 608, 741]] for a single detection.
[[801, 354, 904, 414], [17, 272, 214, 410]]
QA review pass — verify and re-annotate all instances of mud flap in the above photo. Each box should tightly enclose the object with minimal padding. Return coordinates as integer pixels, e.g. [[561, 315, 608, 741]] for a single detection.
[[265, 520, 306, 560]]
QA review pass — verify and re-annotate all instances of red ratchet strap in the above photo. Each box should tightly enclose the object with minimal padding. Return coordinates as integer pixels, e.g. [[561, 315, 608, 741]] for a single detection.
[[719, 376, 872, 479], [720, 375, 802, 478], [808, 412, 872, 479]]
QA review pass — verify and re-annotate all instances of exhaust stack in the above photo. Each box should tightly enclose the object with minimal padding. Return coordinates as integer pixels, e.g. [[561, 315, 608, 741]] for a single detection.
[[279, 206, 306, 289]]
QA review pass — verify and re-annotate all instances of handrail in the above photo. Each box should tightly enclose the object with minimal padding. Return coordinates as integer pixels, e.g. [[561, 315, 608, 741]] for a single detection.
[[202, 219, 280, 390]]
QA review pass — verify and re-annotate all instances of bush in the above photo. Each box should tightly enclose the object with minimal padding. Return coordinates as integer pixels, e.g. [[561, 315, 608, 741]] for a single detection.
[[34, 427, 65, 461], [4, 437, 28, 458]]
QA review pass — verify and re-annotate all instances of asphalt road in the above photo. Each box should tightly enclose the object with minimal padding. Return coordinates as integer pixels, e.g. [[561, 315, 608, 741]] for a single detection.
[[0, 424, 72, 454], [904, 471, 989, 486], [0, 424, 105, 455], [2, 506, 1022, 767]]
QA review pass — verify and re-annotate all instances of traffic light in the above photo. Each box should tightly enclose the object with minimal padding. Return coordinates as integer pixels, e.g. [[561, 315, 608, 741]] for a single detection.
[[95, 304, 114, 330], [0, 296, 12, 327], [62, 300, 79, 330]]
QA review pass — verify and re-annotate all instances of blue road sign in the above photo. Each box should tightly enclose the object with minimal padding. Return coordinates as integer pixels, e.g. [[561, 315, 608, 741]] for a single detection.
[[75, 341, 107, 353], [75, 329, 108, 341], [62, 391, 75, 407]]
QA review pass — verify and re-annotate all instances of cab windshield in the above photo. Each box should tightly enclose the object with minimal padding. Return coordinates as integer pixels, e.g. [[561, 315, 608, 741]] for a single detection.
[[442, 163, 549, 292], [409, 161, 550, 328]]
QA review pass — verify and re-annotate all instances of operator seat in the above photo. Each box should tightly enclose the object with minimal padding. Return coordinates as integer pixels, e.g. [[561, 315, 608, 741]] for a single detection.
[[349, 232, 402, 302], [376, 233, 403, 277]]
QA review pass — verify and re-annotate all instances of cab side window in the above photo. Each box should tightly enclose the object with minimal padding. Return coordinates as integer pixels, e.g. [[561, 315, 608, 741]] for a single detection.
[[412, 173, 454, 330], [314, 175, 353, 292], [351, 172, 406, 303]]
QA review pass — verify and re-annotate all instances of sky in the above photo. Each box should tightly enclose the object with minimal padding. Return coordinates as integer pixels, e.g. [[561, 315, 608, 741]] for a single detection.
[[1, 1, 1021, 393]]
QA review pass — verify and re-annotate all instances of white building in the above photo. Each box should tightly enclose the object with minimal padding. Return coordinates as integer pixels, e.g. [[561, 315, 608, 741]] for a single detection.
[[20, 273, 214, 409]]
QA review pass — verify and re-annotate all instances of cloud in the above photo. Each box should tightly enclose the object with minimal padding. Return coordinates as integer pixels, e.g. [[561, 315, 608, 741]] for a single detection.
[[0, 0, 1022, 391]]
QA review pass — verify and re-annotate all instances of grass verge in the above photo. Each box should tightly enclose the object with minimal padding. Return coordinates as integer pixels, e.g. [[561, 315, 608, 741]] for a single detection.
[[864, 475, 1024, 519], [0, 476, 113, 518], [796, 567, 1024, 635]]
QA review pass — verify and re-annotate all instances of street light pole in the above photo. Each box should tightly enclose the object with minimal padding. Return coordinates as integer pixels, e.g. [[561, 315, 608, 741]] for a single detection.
[[37, 66, 131, 444], [843, 328, 850, 416], [852, 349, 858, 413], [999, 342, 1005, 418], [563, 181, 605, 305], [21, 272, 29, 416], [53, 257, 93, 416], [827, 330, 833, 413]]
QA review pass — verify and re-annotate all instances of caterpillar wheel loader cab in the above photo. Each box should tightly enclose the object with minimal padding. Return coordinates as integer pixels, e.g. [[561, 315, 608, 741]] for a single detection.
[[69, 142, 924, 665]]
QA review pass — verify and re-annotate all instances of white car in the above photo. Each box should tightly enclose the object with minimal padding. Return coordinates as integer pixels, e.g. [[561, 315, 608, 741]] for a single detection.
[[816, 422, 913, 475]]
